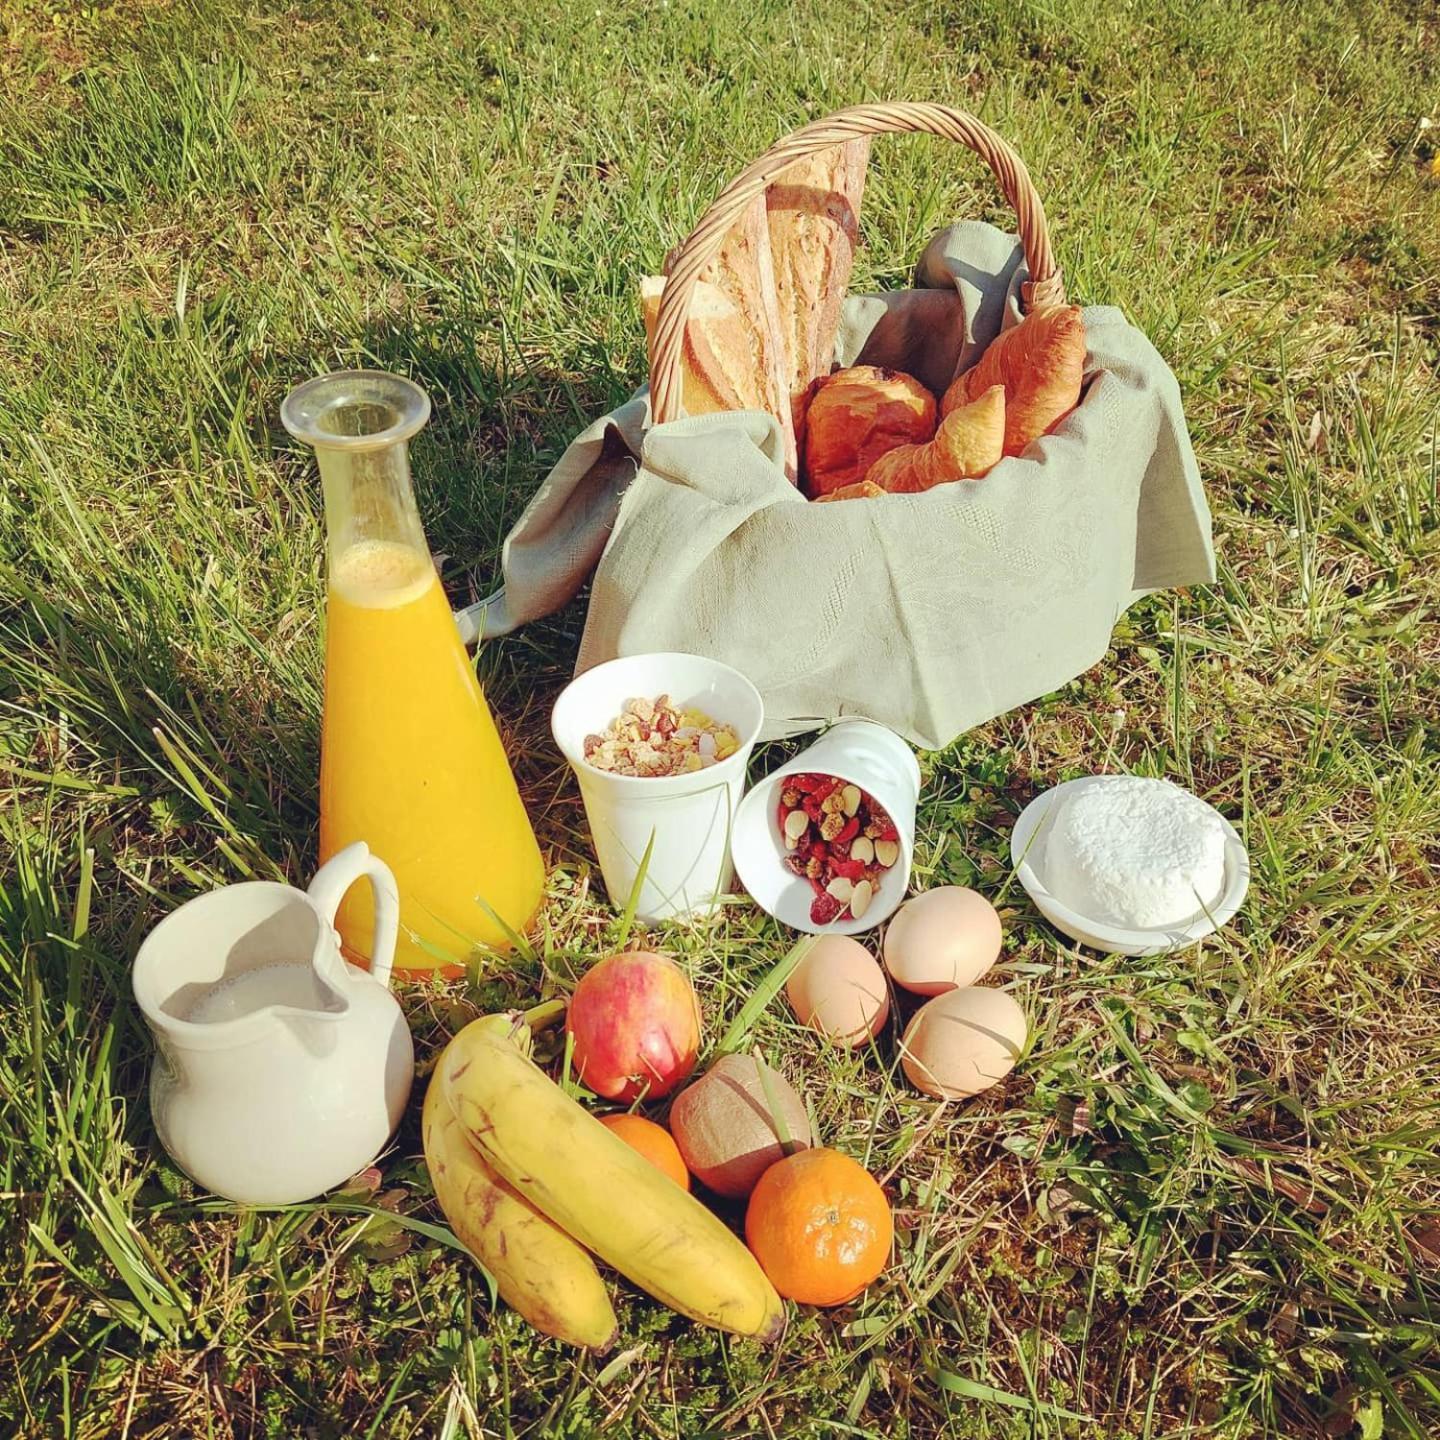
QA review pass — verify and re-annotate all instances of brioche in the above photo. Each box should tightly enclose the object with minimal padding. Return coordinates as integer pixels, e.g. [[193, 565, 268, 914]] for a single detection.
[[802, 365, 937, 498]]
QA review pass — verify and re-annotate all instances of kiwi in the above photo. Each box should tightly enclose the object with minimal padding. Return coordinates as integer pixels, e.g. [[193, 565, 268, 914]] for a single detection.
[[668, 1054, 813, 1198]]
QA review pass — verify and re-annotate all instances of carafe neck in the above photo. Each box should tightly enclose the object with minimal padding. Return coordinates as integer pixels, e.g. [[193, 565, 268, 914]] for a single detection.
[[281, 370, 433, 577]]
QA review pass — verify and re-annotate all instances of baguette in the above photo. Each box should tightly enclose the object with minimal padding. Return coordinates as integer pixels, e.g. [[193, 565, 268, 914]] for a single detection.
[[766, 139, 870, 443], [652, 195, 797, 477], [641, 277, 755, 418]]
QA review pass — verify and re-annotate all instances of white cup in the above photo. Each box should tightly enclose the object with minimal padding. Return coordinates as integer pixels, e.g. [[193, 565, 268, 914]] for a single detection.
[[731, 719, 920, 935], [552, 652, 765, 922]]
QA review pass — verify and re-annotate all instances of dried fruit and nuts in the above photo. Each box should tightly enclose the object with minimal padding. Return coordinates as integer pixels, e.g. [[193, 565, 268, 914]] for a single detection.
[[584, 694, 740, 778], [777, 773, 900, 924]]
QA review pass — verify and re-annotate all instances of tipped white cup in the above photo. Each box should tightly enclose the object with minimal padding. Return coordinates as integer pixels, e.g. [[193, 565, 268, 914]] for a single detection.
[[731, 719, 921, 935], [551, 652, 764, 923]]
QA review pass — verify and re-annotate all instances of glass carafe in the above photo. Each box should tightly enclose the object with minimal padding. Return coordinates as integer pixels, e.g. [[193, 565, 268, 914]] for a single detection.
[[282, 370, 544, 975]]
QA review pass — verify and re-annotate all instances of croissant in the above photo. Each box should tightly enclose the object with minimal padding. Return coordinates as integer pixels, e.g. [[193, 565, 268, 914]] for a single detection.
[[814, 479, 888, 503], [865, 385, 1005, 493], [941, 305, 1085, 457]]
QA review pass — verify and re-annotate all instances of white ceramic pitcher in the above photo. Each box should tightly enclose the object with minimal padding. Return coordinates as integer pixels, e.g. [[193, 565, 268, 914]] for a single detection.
[[132, 842, 414, 1205]]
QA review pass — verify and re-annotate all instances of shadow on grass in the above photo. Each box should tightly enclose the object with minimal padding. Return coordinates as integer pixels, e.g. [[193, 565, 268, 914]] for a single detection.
[[1, 310, 636, 1406]]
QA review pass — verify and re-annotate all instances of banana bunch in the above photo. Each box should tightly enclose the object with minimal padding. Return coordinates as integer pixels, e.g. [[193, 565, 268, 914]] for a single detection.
[[422, 1011, 785, 1348], [421, 1025, 618, 1350]]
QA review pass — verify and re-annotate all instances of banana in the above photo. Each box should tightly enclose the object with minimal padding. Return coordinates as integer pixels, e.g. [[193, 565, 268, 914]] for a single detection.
[[422, 1033, 619, 1351], [440, 1014, 786, 1343]]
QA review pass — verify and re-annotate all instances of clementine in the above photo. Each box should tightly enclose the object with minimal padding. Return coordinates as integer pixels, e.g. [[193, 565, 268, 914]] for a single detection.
[[744, 1148, 892, 1306], [597, 1113, 691, 1190]]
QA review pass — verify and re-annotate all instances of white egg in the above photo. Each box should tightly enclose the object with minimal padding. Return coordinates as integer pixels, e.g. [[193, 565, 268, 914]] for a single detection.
[[883, 886, 1002, 995], [900, 985, 1027, 1099]]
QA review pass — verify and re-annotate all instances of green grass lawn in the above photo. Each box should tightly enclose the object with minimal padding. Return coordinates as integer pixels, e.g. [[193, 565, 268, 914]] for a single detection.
[[3, 0, 1439, 1434]]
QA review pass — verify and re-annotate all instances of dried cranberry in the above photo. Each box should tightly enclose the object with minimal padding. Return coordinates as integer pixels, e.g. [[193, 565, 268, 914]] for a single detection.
[[809, 891, 843, 925], [830, 857, 866, 882], [834, 815, 860, 846]]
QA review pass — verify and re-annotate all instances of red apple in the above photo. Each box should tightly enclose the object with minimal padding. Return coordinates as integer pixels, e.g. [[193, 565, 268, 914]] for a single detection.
[[566, 951, 701, 1102]]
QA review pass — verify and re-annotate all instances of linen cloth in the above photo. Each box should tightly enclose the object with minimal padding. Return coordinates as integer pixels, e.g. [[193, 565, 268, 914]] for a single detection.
[[465, 222, 1215, 749]]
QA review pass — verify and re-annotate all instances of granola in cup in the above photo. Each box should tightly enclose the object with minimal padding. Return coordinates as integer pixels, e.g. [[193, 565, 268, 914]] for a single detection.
[[583, 694, 741, 778]]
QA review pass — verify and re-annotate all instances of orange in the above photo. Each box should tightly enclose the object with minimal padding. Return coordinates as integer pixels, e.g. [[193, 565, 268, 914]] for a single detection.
[[597, 1113, 691, 1191], [744, 1148, 892, 1306]]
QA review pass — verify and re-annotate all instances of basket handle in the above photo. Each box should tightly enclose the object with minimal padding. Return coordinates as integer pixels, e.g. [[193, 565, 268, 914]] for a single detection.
[[650, 102, 1064, 426]]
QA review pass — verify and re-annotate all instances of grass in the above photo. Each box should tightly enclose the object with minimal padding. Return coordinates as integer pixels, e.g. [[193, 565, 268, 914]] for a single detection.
[[1, 0, 1438, 1434]]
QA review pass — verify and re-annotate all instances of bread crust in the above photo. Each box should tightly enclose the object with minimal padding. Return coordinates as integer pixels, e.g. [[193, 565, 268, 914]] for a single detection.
[[642, 277, 749, 416]]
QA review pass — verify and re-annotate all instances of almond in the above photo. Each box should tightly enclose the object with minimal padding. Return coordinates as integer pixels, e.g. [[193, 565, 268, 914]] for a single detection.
[[841, 784, 862, 816], [826, 876, 854, 903], [874, 839, 899, 868], [850, 836, 875, 864], [783, 809, 810, 841], [849, 878, 874, 919]]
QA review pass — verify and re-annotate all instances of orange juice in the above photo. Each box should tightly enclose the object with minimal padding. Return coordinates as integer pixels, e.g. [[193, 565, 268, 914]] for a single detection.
[[320, 538, 545, 974]]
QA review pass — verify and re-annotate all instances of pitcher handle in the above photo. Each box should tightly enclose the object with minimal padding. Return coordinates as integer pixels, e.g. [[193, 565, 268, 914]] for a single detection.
[[307, 842, 401, 989]]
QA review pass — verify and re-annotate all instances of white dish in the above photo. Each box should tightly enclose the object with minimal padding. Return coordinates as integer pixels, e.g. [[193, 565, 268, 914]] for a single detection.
[[1009, 776, 1250, 956]]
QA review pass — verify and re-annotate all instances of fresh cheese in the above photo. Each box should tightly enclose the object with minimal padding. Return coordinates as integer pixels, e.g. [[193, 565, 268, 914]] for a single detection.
[[1042, 777, 1228, 929]]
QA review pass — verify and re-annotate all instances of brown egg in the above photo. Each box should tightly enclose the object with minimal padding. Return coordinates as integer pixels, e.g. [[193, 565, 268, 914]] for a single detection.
[[785, 935, 890, 1048], [900, 986, 1027, 1099], [883, 886, 1002, 995]]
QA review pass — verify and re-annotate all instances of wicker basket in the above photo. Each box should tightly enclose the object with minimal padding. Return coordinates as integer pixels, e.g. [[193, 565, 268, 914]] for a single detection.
[[473, 103, 1215, 748], [648, 100, 1067, 423]]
